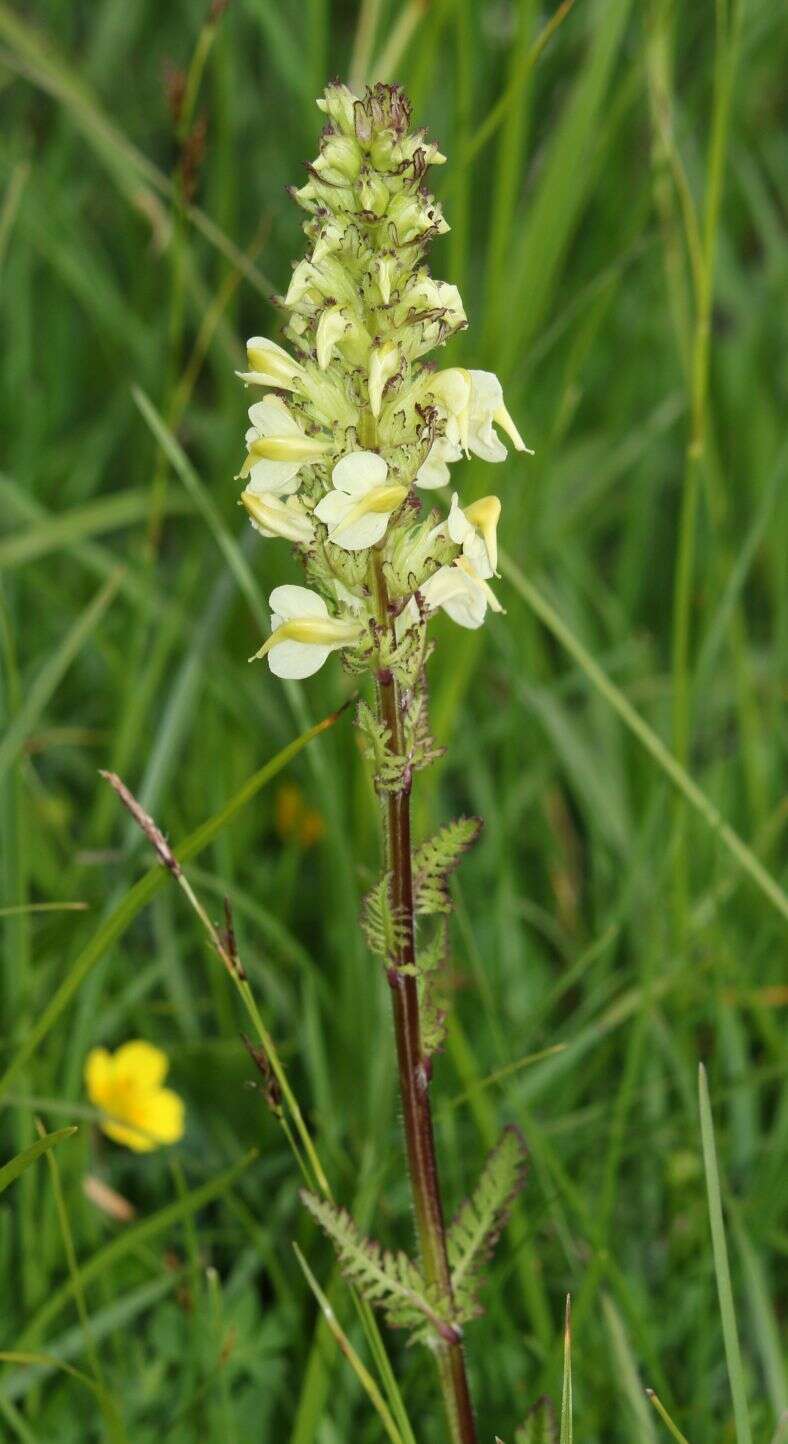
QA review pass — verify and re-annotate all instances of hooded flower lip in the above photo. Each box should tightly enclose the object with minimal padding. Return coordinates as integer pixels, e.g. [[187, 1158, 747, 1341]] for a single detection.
[[425, 368, 533, 465], [368, 341, 400, 417], [419, 557, 504, 630], [253, 585, 365, 678], [314, 451, 407, 552], [316, 305, 351, 369], [85, 1041, 184, 1153], [237, 336, 304, 392], [462, 370, 532, 461], [243, 396, 331, 494], [445, 493, 501, 577], [241, 490, 314, 545]]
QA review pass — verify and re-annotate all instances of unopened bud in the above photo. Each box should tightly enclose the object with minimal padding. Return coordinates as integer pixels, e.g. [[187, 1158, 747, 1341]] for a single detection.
[[358, 170, 389, 216], [240, 336, 303, 392], [241, 490, 314, 544], [376, 255, 396, 306], [368, 341, 400, 417], [314, 134, 362, 182], [316, 306, 349, 370]]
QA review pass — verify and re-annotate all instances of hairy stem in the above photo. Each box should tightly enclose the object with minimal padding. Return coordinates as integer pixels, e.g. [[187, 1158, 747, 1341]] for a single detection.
[[371, 554, 478, 1444]]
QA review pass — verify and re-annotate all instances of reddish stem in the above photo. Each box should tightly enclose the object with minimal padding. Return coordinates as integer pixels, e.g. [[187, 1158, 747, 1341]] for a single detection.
[[373, 556, 478, 1444]]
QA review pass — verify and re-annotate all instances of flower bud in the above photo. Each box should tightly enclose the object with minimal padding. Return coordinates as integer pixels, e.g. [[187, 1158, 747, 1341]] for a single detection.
[[314, 134, 362, 182], [387, 191, 449, 244], [316, 83, 358, 137], [285, 260, 320, 309], [311, 220, 345, 265], [368, 341, 400, 417], [239, 336, 304, 392], [357, 171, 389, 216], [375, 255, 396, 306], [316, 306, 350, 370], [241, 490, 314, 544]]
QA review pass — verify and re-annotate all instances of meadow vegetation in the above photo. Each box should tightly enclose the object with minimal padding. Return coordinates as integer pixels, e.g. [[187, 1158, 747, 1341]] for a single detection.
[[0, 0, 785, 1440]]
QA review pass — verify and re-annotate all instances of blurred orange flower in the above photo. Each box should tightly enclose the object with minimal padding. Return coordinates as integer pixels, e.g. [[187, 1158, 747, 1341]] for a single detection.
[[276, 783, 325, 848]]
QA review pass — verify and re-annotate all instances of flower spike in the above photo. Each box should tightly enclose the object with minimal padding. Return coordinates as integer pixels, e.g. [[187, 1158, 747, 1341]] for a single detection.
[[234, 81, 529, 654]]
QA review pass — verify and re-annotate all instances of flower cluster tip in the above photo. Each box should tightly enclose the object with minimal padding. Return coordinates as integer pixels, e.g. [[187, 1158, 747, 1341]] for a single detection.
[[235, 81, 531, 679]]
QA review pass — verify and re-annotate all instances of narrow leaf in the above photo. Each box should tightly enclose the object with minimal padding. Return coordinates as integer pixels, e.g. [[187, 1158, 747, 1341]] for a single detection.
[[292, 1245, 404, 1444], [0, 710, 344, 1103], [602, 1293, 657, 1442], [560, 1296, 573, 1444], [18, 1152, 256, 1348], [698, 1064, 752, 1444], [503, 556, 788, 924], [645, 1390, 692, 1444], [0, 573, 120, 786], [0, 1127, 78, 1197]]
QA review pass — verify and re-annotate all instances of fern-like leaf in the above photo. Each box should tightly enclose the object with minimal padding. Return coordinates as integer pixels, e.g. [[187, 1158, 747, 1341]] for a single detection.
[[515, 1397, 559, 1444], [417, 919, 450, 1055], [301, 1192, 453, 1341], [356, 699, 391, 772], [361, 872, 407, 963], [402, 682, 444, 774], [412, 816, 483, 916], [447, 1125, 528, 1321]]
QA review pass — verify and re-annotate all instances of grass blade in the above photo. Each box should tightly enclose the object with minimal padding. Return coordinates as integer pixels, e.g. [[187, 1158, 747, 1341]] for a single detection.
[[503, 556, 788, 924], [40, 1122, 126, 1443], [0, 1127, 78, 1196], [646, 1389, 692, 1444], [131, 385, 267, 630], [0, 572, 121, 786], [0, 707, 347, 1102], [560, 1295, 573, 1444], [1, 1276, 177, 1402], [698, 1064, 752, 1444], [0, 1353, 125, 1432], [292, 1244, 404, 1444], [18, 1151, 256, 1348], [0, 489, 192, 569], [602, 1293, 658, 1442], [731, 1208, 787, 1418]]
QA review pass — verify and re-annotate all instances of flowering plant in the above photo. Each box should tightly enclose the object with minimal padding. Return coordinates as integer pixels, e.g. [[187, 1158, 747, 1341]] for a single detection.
[[237, 82, 531, 1443], [85, 1041, 184, 1152]]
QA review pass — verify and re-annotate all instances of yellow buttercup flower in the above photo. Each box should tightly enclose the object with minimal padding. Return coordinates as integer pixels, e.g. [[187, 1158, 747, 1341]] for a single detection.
[[85, 1041, 184, 1153]]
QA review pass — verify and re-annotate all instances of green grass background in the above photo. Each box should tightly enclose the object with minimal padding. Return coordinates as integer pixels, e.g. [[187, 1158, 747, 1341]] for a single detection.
[[0, 0, 786, 1439]]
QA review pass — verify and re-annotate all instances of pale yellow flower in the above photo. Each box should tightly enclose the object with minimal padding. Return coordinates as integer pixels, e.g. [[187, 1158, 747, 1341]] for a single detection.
[[85, 1041, 184, 1153]]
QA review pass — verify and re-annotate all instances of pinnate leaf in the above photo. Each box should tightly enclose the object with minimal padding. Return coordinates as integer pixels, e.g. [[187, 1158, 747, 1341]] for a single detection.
[[412, 815, 483, 916], [300, 1191, 452, 1342], [447, 1125, 528, 1320]]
